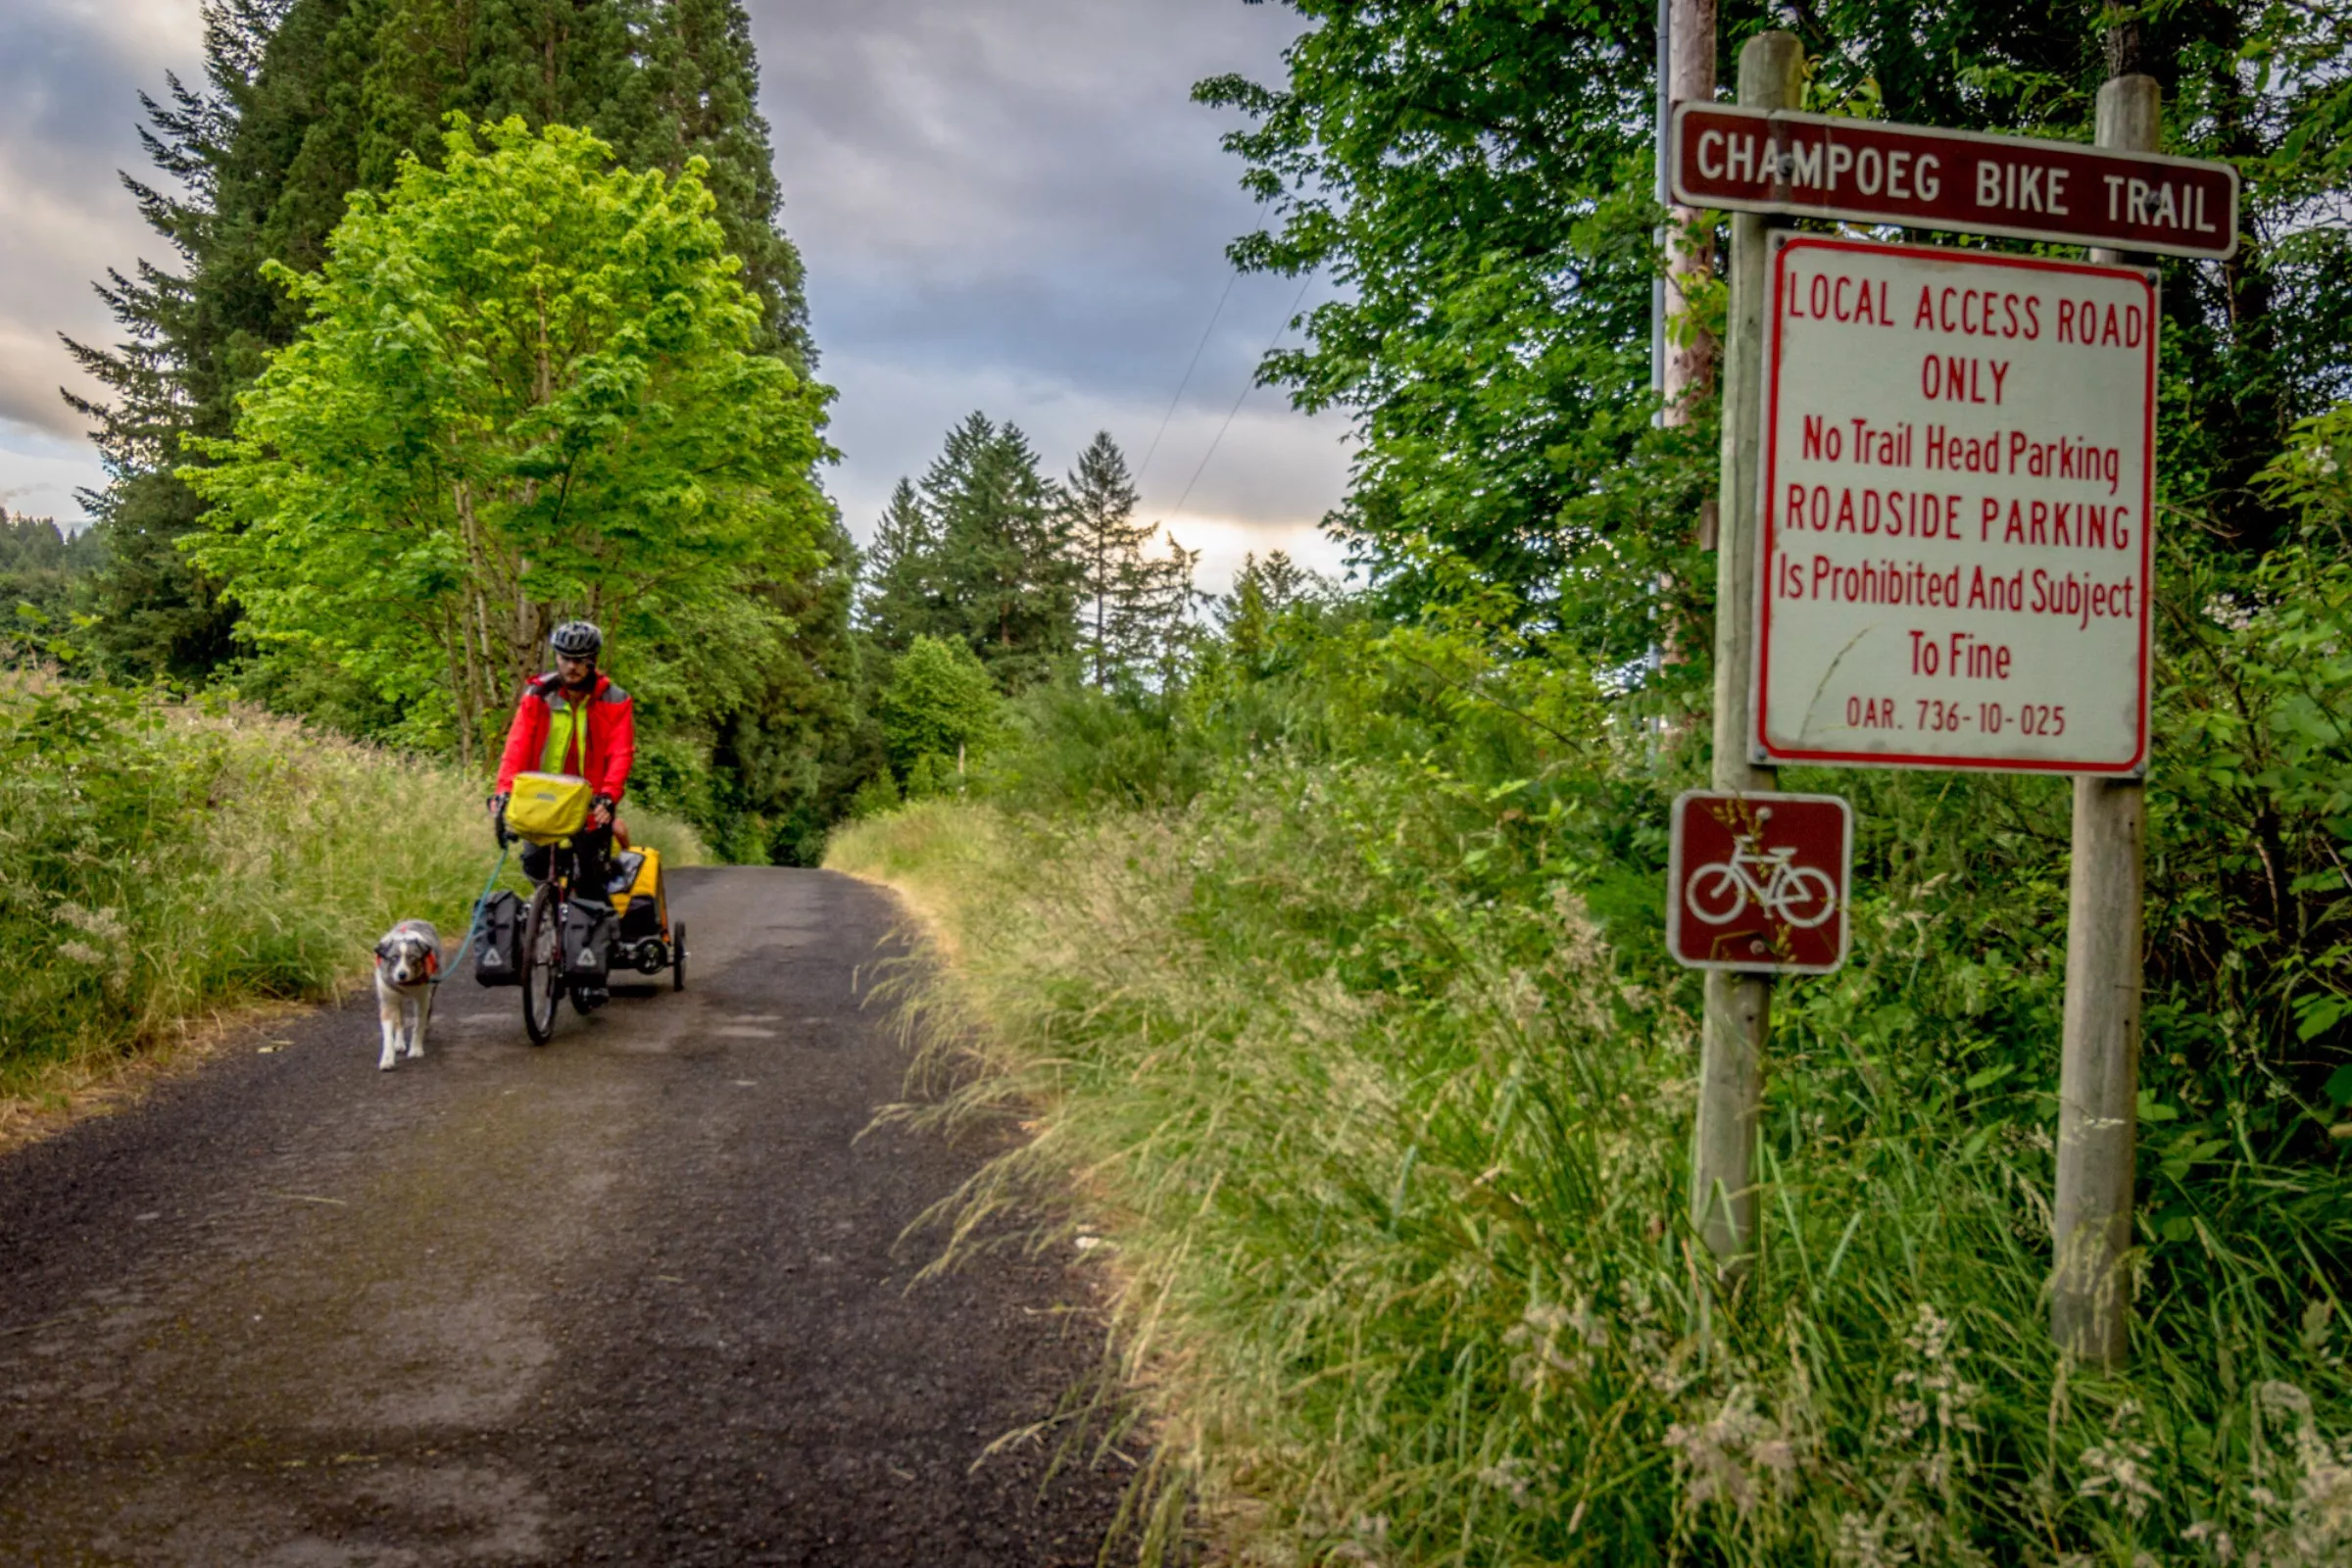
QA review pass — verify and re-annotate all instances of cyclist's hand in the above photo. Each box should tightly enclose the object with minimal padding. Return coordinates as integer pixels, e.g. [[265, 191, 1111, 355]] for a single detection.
[[588, 793, 615, 829], [487, 793, 511, 846]]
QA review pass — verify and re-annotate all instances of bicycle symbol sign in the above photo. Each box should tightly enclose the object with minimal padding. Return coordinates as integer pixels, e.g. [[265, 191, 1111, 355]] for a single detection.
[[1667, 791, 1854, 974]]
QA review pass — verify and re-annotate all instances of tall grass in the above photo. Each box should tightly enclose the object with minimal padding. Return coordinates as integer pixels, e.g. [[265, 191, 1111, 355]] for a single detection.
[[2, 681, 706, 1095], [832, 770, 2352, 1565]]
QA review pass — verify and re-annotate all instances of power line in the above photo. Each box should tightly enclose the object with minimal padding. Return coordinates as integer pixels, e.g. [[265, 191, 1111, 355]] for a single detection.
[[1165, 269, 1315, 524], [1134, 270, 1239, 491]]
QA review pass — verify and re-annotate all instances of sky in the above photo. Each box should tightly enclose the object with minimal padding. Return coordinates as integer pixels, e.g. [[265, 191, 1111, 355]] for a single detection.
[[0, 0, 1355, 592]]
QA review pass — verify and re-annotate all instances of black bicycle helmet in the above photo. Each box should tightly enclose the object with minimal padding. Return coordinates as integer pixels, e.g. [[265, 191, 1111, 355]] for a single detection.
[[549, 620, 604, 659]]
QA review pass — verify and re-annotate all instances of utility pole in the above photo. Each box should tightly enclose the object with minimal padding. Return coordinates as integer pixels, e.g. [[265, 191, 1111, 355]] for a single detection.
[[2051, 71, 2158, 1371], [1662, 0, 1718, 421], [1656, 0, 1717, 532], [1690, 29, 1801, 1271]]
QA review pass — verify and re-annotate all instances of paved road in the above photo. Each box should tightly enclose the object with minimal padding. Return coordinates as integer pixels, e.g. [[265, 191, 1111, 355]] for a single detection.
[[0, 869, 1126, 1565]]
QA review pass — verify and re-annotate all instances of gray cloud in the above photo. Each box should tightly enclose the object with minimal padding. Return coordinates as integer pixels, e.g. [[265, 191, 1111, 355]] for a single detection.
[[0, 1, 205, 446], [753, 0, 1352, 570]]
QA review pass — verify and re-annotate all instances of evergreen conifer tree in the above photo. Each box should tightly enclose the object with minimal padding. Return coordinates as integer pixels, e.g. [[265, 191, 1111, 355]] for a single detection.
[[858, 478, 946, 652], [63, 0, 320, 677], [1060, 431, 1152, 688], [1118, 531, 1202, 689], [866, 415, 1083, 692], [628, 0, 810, 364], [927, 417, 1073, 690]]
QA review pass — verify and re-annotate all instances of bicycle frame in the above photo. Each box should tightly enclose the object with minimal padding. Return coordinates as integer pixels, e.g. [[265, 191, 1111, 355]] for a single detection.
[[518, 840, 580, 1045]]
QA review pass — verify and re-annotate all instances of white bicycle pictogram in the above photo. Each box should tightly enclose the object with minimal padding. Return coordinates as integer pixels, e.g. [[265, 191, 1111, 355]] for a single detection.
[[1686, 810, 1839, 929]]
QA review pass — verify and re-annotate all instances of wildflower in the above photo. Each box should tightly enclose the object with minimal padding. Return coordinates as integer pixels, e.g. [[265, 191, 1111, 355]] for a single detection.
[[2261, 1381, 2315, 1417], [1880, 1302, 1982, 1483], [1504, 1299, 1595, 1397], [1833, 1508, 1911, 1567], [55, 902, 126, 942], [2244, 1380, 2352, 1565], [2181, 1520, 2235, 1562], [1664, 1385, 1793, 1517], [2079, 1442, 2160, 1522], [1477, 1456, 1534, 1507]]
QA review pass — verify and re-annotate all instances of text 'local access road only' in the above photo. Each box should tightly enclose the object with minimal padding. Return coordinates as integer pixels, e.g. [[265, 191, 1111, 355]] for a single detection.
[[1755, 235, 2155, 774]]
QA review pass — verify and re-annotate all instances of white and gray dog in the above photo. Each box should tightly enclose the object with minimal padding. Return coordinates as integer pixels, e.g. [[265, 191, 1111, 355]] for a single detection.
[[372, 918, 441, 1071]]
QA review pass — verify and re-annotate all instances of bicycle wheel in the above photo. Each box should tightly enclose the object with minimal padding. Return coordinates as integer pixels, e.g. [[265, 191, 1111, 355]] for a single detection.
[[1774, 866, 1840, 929], [1685, 863, 1747, 924], [520, 884, 564, 1045], [670, 920, 687, 993]]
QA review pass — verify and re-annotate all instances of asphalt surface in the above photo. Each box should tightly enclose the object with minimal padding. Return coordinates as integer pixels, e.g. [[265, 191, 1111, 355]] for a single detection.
[[0, 869, 1129, 1565]]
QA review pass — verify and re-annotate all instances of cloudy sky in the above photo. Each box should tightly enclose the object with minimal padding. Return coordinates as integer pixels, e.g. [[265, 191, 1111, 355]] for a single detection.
[[0, 0, 1354, 591]]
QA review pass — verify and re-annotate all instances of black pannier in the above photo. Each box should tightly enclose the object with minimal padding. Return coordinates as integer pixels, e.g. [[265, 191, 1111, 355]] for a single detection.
[[472, 890, 525, 987], [563, 899, 612, 980]]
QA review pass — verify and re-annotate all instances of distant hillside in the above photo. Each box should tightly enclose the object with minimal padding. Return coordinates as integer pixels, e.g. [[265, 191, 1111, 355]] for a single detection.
[[0, 511, 101, 638]]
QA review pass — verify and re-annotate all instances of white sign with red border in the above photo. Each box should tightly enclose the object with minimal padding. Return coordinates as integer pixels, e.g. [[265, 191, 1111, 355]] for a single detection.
[[1754, 235, 2156, 774]]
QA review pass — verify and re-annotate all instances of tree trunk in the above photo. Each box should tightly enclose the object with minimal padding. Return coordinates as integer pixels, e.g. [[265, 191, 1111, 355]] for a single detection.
[[2102, 0, 2142, 78]]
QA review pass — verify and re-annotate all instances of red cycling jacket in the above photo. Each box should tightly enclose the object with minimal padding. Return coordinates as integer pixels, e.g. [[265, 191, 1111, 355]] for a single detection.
[[495, 671, 636, 804]]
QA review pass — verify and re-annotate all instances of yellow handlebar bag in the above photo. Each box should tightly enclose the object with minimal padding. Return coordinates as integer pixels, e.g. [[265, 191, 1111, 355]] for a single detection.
[[505, 772, 593, 844]]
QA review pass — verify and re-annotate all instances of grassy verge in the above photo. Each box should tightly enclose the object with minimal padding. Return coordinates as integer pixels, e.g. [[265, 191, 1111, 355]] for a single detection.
[[829, 784, 2352, 1567], [2, 681, 705, 1119]]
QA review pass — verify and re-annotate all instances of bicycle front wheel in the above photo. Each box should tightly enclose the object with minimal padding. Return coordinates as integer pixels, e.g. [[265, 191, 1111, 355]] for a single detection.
[[1774, 866, 1840, 929], [521, 884, 564, 1045]]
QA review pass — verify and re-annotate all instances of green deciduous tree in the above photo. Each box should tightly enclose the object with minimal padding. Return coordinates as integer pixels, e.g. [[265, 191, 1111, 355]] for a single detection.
[[1196, 1, 1673, 641], [181, 118, 833, 768], [70, 0, 813, 683], [879, 633, 1001, 785], [0, 513, 105, 663]]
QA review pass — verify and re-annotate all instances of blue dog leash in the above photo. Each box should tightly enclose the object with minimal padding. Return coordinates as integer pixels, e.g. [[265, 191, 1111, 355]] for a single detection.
[[429, 845, 513, 989]]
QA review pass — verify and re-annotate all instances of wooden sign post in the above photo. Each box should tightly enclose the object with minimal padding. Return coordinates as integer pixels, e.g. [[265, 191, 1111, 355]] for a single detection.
[[1672, 39, 2217, 1362], [1690, 29, 1800, 1274], [2050, 73, 2159, 1371]]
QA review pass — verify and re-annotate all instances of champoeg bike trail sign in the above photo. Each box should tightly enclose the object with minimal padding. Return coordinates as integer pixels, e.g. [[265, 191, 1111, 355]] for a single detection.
[[1666, 40, 2231, 1364], [1753, 235, 2158, 774], [1670, 102, 2238, 260], [1667, 791, 1854, 975]]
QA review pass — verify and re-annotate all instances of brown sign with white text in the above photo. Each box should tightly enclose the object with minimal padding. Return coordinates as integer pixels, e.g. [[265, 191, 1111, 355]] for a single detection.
[[1672, 103, 2238, 260]]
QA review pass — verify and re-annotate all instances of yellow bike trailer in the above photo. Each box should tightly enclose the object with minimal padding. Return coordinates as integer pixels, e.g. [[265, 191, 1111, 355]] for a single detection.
[[609, 845, 683, 990]]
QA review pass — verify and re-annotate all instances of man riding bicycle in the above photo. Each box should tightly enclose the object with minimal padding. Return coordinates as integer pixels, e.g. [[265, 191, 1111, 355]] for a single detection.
[[489, 621, 635, 1003]]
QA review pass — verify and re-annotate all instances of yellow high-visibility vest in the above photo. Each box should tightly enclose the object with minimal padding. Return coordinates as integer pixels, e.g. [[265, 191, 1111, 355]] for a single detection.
[[541, 696, 586, 776]]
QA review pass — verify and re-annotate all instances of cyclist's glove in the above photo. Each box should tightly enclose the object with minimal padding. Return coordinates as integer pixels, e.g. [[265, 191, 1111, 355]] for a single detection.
[[488, 792, 511, 847]]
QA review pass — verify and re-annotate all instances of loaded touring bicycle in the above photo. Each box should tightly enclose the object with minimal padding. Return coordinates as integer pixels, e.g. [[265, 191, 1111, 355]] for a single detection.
[[471, 770, 686, 1043]]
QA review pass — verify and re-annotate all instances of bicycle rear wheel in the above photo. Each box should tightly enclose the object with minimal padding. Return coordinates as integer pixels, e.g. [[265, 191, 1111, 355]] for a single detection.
[[1686, 863, 1748, 924], [521, 884, 564, 1045]]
